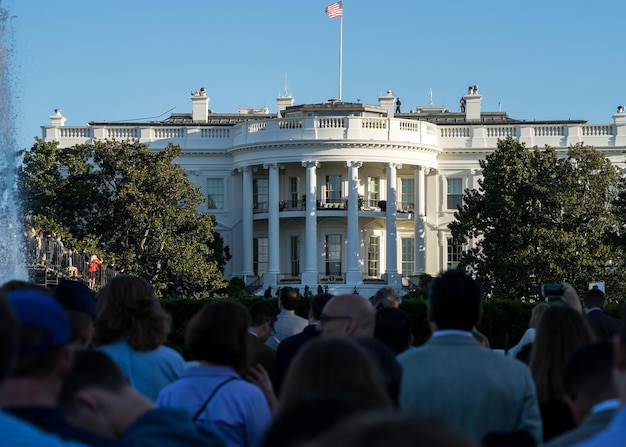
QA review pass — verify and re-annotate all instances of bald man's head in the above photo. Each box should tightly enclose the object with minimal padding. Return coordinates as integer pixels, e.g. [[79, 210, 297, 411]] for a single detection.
[[319, 294, 376, 337]]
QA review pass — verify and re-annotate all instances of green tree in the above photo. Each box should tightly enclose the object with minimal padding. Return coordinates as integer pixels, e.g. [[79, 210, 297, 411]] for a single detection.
[[19, 138, 229, 298], [450, 138, 621, 299]]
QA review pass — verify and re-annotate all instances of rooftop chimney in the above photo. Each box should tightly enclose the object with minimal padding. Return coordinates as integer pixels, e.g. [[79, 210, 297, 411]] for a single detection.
[[378, 90, 395, 117], [277, 95, 294, 116], [191, 87, 210, 123], [464, 85, 482, 121], [49, 109, 66, 127]]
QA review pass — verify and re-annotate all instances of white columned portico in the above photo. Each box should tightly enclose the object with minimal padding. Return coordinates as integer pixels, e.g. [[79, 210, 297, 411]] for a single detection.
[[414, 166, 426, 274], [346, 161, 362, 284], [385, 162, 401, 285], [301, 161, 319, 286], [264, 163, 280, 285], [240, 166, 254, 280]]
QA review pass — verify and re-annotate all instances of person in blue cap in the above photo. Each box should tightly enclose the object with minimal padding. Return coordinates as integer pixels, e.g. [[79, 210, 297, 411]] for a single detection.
[[0, 288, 120, 446]]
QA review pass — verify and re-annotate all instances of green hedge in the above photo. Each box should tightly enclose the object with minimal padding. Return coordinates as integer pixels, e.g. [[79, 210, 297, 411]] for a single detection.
[[160, 296, 625, 356]]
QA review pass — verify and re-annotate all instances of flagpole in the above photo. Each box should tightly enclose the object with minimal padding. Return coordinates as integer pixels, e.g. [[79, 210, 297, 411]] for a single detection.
[[338, 8, 343, 101]]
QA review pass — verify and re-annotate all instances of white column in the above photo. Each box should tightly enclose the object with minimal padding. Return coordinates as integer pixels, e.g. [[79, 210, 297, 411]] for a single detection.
[[240, 166, 254, 280], [301, 161, 319, 286], [414, 166, 426, 274], [346, 161, 362, 284], [264, 163, 280, 285], [385, 162, 401, 286]]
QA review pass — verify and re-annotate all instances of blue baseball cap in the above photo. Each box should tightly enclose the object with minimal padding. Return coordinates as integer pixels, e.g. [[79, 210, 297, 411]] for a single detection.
[[7, 289, 70, 354], [52, 279, 97, 319]]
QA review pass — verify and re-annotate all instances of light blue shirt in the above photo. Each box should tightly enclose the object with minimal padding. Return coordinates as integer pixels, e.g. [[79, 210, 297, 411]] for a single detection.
[[0, 410, 88, 447], [97, 338, 185, 401], [156, 365, 271, 447], [574, 404, 626, 446]]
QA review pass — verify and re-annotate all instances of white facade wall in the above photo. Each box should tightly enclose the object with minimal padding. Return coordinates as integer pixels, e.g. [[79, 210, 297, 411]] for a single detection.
[[41, 97, 626, 295]]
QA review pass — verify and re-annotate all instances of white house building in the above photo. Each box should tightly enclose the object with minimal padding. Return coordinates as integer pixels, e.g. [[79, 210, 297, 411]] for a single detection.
[[42, 88, 626, 295]]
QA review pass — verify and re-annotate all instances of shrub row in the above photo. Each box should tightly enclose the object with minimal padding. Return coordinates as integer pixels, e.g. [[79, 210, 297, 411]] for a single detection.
[[160, 296, 624, 357]]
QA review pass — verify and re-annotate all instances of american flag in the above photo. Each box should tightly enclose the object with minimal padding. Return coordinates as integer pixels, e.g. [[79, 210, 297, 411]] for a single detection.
[[325, 1, 343, 19]]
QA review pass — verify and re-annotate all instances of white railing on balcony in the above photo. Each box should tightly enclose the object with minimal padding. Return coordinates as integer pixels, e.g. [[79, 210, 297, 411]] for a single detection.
[[440, 127, 470, 138], [154, 127, 185, 139], [582, 125, 614, 136], [59, 127, 92, 139], [200, 128, 230, 138], [44, 117, 624, 154], [106, 128, 139, 139], [486, 126, 518, 138], [534, 126, 565, 137], [318, 117, 345, 129], [278, 119, 303, 129], [399, 121, 420, 132], [362, 118, 387, 129]]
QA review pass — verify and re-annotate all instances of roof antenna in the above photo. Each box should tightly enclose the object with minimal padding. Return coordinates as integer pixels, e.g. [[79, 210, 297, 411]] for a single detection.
[[282, 72, 289, 97], [428, 88, 434, 106]]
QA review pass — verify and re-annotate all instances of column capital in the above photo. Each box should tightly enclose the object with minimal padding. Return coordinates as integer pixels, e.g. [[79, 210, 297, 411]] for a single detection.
[[384, 162, 402, 170], [302, 161, 319, 169], [263, 163, 279, 170], [425, 168, 439, 175], [237, 166, 253, 173], [346, 161, 363, 169], [470, 168, 481, 175]]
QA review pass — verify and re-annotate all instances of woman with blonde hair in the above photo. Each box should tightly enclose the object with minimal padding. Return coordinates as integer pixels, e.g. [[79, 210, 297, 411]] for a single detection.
[[507, 302, 549, 360], [93, 274, 184, 400]]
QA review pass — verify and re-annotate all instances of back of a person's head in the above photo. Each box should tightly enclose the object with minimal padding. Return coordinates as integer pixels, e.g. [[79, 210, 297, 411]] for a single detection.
[[93, 275, 171, 351], [322, 294, 376, 337], [529, 303, 549, 329], [373, 286, 401, 309], [310, 293, 335, 321], [428, 269, 482, 331], [374, 308, 413, 355], [280, 287, 300, 310], [58, 350, 128, 414], [301, 411, 475, 447], [0, 290, 16, 381], [0, 280, 47, 294], [583, 288, 606, 309], [354, 337, 402, 406], [52, 280, 97, 346], [262, 396, 377, 447], [563, 341, 615, 403], [6, 289, 71, 379], [280, 337, 392, 409], [249, 300, 277, 327], [530, 305, 595, 403], [186, 300, 250, 372]]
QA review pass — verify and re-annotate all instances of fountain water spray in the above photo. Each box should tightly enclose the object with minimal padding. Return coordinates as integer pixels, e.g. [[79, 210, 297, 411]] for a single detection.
[[0, 2, 27, 283]]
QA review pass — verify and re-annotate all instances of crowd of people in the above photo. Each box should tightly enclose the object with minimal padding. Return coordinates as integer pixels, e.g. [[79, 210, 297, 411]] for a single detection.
[[24, 226, 117, 290], [1, 270, 626, 446]]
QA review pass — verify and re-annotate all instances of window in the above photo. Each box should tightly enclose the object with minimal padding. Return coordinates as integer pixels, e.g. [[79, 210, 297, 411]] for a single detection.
[[206, 178, 224, 209], [447, 178, 463, 210], [325, 234, 342, 276], [253, 237, 268, 276], [367, 177, 380, 208], [325, 175, 342, 204], [401, 178, 415, 212], [447, 237, 462, 269], [367, 236, 380, 277], [253, 178, 269, 212], [290, 177, 300, 209], [290, 236, 300, 276], [402, 238, 415, 277]]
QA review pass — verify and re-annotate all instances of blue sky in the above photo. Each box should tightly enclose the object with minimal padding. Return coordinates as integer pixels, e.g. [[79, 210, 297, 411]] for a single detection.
[[4, 0, 625, 151]]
